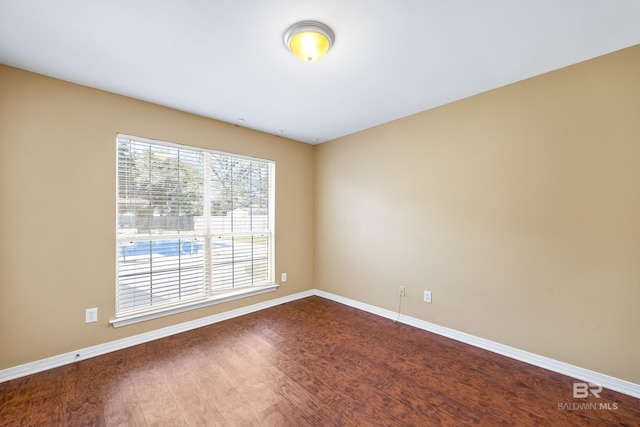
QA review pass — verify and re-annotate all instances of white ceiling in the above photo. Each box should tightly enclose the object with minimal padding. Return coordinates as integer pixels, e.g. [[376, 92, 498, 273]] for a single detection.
[[1, 1, 639, 144]]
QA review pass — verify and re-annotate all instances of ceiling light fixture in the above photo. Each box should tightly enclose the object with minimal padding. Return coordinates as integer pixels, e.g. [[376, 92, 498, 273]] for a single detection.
[[284, 20, 334, 62]]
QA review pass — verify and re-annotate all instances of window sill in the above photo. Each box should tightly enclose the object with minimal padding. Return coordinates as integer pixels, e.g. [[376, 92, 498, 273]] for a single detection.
[[110, 284, 279, 328]]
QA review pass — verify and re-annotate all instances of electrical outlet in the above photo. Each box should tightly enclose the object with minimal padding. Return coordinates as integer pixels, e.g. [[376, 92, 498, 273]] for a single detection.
[[281, 272, 287, 283], [85, 308, 98, 323], [399, 286, 405, 297], [423, 290, 432, 303]]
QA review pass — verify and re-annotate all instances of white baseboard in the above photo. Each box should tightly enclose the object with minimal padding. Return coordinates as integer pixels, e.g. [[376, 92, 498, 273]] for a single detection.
[[2, 288, 638, 399], [0, 289, 314, 384], [315, 289, 640, 399]]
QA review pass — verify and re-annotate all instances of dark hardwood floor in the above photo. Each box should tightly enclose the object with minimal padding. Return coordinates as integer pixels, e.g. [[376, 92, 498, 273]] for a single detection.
[[1, 296, 638, 426]]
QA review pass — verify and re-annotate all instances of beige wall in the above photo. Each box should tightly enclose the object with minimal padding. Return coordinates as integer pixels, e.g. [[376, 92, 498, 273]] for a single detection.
[[0, 65, 315, 369], [315, 45, 640, 383]]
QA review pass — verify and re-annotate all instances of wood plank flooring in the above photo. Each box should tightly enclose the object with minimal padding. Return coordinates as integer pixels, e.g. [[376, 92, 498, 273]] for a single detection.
[[1, 296, 638, 426]]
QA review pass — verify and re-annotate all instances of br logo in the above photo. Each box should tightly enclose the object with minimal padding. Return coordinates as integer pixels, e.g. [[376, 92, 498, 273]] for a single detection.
[[573, 382, 602, 398]]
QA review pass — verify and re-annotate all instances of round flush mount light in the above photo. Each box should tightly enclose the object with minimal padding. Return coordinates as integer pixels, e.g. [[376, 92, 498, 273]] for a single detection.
[[284, 20, 335, 62]]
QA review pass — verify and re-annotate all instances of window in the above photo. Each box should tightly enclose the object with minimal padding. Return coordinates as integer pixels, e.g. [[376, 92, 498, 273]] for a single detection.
[[115, 134, 275, 323]]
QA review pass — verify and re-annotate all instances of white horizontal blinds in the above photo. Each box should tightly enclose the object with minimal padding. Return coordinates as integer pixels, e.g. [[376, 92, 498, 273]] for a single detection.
[[210, 154, 273, 291], [117, 138, 204, 237], [117, 239, 205, 312], [116, 134, 274, 316], [210, 234, 271, 291], [116, 136, 206, 314]]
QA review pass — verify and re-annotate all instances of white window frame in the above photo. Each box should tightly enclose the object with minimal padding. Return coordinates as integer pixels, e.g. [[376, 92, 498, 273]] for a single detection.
[[112, 134, 276, 327]]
